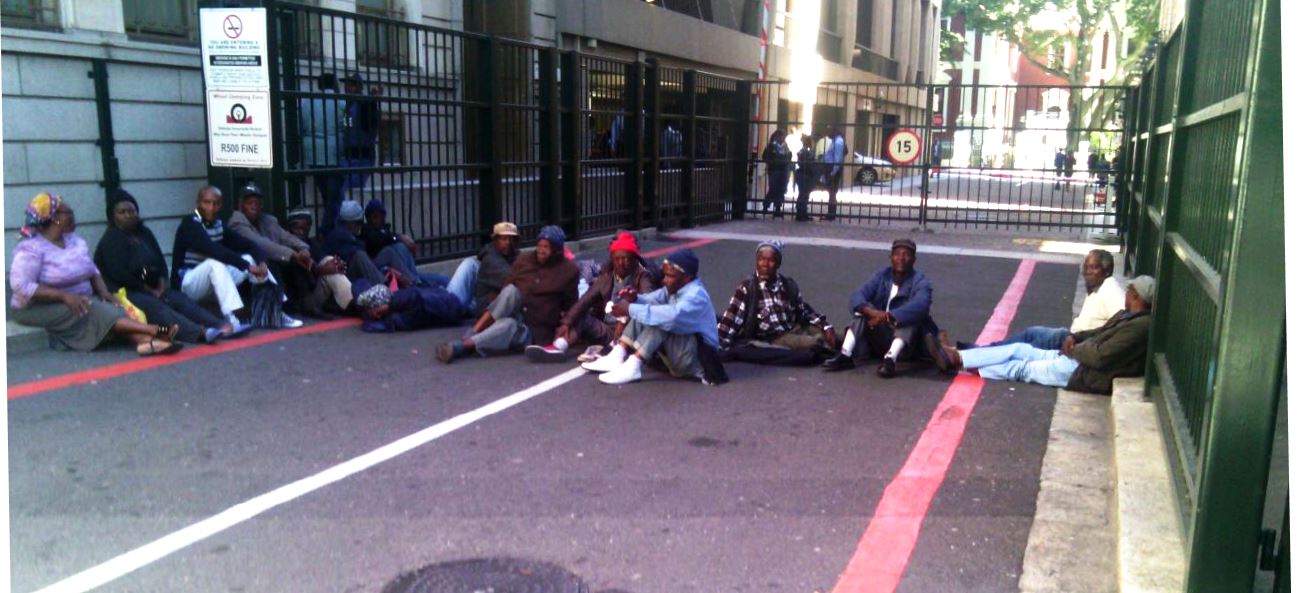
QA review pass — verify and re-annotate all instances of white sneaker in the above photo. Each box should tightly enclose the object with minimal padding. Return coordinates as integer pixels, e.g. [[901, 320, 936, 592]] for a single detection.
[[598, 359, 642, 385], [280, 313, 304, 329], [581, 348, 626, 373]]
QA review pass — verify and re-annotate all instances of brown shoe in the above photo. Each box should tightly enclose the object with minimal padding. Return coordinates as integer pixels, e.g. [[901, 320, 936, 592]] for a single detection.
[[435, 342, 456, 364]]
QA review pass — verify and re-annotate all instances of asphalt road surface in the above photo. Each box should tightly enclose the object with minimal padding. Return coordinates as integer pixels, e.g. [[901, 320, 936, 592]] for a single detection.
[[9, 236, 1080, 593]]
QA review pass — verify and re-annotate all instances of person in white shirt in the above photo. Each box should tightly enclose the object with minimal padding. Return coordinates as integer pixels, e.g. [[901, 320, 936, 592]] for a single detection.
[[954, 249, 1124, 351]]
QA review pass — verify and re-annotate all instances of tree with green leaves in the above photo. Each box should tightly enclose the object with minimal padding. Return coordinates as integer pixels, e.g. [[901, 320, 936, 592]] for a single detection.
[[943, 0, 1158, 152]]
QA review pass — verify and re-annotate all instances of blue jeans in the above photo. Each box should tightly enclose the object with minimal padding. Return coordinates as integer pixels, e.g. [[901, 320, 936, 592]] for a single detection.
[[959, 343, 1079, 388], [446, 257, 479, 313], [340, 156, 374, 195], [987, 326, 1071, 350], [388, 243, 448, 288]]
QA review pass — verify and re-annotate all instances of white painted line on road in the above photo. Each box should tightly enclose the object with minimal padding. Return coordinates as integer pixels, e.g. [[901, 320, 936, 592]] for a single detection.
[[665, 229, 1084, 264], [31, 367, 590, 593]]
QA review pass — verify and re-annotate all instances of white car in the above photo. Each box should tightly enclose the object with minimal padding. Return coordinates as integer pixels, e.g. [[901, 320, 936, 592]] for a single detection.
[[853, 153, 897, 185]]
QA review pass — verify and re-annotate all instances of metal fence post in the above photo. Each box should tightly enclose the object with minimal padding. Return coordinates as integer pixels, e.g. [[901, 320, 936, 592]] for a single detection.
[[645, 59, 662, 229], [918, 84, 934, 229], [560, 51, 582, 238], [626, 60, 645, 229], [87, 60, 121, 200], [478, 35, 503, 241], [732, 80, 754, 221], [539, 47, 561, 227], [682, 69, 697, 228]]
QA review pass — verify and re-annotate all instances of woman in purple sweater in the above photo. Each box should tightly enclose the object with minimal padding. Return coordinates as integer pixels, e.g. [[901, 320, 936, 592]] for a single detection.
[[9, 193, 181, 355]]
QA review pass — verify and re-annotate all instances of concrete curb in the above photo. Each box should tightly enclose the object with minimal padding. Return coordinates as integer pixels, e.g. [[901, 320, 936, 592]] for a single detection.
[[1110, 377, 1186, 593]]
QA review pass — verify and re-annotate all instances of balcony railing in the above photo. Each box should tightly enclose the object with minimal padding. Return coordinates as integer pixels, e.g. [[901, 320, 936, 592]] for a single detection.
[[851, 44, 899, 80]]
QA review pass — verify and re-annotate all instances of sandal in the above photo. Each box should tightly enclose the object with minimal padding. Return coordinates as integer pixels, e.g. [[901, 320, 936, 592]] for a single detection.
[[153, 324, 180, 342], [137, 338, 182, 356]]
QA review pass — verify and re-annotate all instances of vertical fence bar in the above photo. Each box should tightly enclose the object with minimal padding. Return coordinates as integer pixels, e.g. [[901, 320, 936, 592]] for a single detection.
[[625, 60, 645, 230], [560, 50, 582, 238], [918, 83, 934, 228], [732, 80, 754, 220], [682, 69, 697, 228], [645, 59, 662, 229], [478, 35, 502, 241], [539, 46, 561, 226]]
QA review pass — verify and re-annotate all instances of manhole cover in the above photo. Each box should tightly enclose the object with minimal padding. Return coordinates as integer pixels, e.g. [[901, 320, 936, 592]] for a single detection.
[[381, 557, 589, 593]]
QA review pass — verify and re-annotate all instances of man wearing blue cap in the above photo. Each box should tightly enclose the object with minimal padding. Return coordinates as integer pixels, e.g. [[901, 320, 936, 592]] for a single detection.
[[324, 199, 426, 289], [582, 247, 728, 385], [717, 240, 836, 365], [436, 225, 579, 362], [822, 238, 945, 378]]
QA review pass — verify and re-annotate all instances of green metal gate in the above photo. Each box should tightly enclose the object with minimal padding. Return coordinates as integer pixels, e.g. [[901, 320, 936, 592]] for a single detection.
[[1120, 0, 1285, 589]]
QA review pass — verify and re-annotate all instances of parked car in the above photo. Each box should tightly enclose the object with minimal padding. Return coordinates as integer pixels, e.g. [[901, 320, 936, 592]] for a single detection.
[[853, 153, 897, 185]]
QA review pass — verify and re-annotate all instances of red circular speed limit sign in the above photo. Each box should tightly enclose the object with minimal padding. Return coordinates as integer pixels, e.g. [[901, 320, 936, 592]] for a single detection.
[[885, 129, 923, 165]]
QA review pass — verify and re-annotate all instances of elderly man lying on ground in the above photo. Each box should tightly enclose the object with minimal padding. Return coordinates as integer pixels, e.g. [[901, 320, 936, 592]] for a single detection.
[[716, 240, 837, 366], [525, 231, 659, 363], [436, 225, 579, 362], [581, 247, 728, 386], [957, 248, 1124, 350], [821, 238, 946, 378], [937, 275, 1155, 395]]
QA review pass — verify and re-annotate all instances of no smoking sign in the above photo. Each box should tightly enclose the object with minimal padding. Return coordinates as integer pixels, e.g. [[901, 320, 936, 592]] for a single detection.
[[885, 129, 923, 165]]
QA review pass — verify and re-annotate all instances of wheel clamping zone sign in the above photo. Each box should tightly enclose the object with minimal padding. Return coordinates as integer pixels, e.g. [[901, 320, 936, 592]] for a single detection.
[[200, 8, 273, 168], [886, 129, 923, 165]]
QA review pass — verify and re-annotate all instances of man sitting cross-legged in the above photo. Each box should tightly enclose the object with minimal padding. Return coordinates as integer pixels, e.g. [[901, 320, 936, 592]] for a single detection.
[[525, 231, 658, 363], [821, 238, 946, 378], [939, 276, 1154, 395], [581, 247, 728, 386], [957, 249, 1124, 350], [716, 240, 837, 366], [435, 225, 579, 362], [282, 209, 355, 316]]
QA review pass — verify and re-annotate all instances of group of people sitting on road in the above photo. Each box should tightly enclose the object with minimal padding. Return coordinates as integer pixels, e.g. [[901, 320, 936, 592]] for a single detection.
[[9, 188, 1153, 395]]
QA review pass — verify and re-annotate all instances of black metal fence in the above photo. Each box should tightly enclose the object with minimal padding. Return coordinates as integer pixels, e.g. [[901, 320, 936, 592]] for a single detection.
[[745, 81, 1128, 233], [257, 1, 748, 262]]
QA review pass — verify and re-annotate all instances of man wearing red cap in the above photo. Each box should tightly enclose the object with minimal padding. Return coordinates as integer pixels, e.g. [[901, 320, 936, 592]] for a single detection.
[[525, 231, 658, 363]]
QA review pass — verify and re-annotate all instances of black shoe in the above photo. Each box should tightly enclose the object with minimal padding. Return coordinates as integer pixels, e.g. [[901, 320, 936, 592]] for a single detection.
[[821, 353, 855, 372], [877, 357, 897, 378], [925, 333, 953, 374]]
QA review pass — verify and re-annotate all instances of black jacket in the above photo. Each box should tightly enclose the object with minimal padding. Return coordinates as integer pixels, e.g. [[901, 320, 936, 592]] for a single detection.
[[473, 244, 518, 315], [95, 225, 169, 292]]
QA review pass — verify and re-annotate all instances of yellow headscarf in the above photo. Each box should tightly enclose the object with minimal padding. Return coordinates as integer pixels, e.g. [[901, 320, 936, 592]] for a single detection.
[[21, 192, 62, 238]]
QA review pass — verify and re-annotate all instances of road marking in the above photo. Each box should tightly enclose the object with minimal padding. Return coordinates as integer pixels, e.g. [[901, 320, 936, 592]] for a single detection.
[[7, 318, 360, 400], [8, 240, 715, 401], [830, 259, 1037, 593], [31, 366, 590, 593], [667, 230, 1081, 264]]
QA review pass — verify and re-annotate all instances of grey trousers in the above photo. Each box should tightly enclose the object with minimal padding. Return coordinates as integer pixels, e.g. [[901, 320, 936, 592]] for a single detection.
[[619, 318, 702, 379], [846, 316, 919, 360], [468, 284, 530, 355]]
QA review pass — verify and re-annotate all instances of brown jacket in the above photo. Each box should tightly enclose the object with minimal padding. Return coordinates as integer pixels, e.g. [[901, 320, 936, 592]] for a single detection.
[[1066, 311, 1151, 395], [561, 260, 658, 328], [507, 251, 580, 345]]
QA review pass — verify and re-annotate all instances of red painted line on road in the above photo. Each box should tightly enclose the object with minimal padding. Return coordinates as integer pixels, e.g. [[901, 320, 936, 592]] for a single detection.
[[7, 237, 717, 401], [830, 259, 1037, 593], [8, 318, 360, 400], [645, 237, 717, 257]]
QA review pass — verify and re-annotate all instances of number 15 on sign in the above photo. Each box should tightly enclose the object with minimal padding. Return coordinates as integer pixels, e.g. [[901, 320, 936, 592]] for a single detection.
[[886, 129, 923, 165]]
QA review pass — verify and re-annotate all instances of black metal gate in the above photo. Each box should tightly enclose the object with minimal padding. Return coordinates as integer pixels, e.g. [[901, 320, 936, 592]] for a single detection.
[[244, 0, 749, 263], [747, 81, 1129, 234]]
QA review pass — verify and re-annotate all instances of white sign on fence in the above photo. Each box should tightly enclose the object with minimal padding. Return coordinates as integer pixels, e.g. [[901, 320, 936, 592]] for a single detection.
[[200, 7, 272, 168]]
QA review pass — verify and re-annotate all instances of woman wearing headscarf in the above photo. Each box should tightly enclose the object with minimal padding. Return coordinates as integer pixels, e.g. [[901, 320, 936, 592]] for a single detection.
[[436, 225, 579, 363], [94, 189, 248, 344], [9, 192, 181, 355]]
